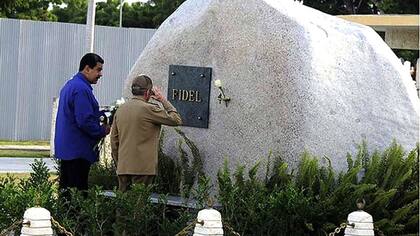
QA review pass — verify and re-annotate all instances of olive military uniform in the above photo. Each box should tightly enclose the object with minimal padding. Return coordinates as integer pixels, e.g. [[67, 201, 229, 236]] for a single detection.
[[110, 96, 182, 191]]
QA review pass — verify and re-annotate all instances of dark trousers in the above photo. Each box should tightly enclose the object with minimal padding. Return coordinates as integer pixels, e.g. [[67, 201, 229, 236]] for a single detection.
[[59, 158, 91, 192], [58, 158, 91, 235]]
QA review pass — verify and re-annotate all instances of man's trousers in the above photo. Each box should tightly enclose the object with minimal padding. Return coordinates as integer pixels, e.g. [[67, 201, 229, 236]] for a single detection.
[[118, 175, 154, 192]]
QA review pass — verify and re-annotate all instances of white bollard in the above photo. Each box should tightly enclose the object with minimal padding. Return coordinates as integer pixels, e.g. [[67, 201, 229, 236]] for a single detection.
[[20, 207, 53, 236], [344, 210, 374, 236], [193, 208, 224, 236]]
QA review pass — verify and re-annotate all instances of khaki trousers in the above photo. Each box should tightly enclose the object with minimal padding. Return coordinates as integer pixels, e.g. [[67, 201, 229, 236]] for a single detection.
[[117, 175, 154, 192]]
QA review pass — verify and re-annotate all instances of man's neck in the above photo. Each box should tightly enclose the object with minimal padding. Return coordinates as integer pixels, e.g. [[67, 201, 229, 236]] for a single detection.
[[133, 95, 148, 101], [80, 71, 92, 84]]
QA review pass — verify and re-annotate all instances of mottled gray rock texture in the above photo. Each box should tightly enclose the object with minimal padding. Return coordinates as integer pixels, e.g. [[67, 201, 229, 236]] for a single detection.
[[124, 0, 419, 180]]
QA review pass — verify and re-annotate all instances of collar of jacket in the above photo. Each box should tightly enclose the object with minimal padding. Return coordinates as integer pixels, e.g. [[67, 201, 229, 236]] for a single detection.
[[75, 72, 93, 90], [132, 95, 146, 102]]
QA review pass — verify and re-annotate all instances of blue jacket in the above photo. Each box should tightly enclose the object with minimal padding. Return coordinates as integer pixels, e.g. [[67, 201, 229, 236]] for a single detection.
[[54, 72, 106, 163]]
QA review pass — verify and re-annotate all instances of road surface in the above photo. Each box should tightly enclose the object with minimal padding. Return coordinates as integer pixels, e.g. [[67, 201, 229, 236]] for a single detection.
[[0, 157, 57, 173]]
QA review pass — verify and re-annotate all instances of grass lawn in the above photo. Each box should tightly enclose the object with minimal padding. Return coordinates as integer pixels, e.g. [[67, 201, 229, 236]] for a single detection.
[[0, 150, 50, 158], [0, 140, 49, 146], [0, 172, 32, 179], [0, 172, 58, 181]]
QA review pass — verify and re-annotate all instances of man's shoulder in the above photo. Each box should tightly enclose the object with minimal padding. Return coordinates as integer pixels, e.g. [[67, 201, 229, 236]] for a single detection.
[[125, 99, 162, 112], [117, 99, 145, 111], [144, 101, 163, 113], [66, 78, 91, 93]]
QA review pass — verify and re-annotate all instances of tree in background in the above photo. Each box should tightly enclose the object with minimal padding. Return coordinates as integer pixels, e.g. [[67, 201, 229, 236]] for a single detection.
[[303, 0, 418, 15], [1, 0, 62, 21], [303, 0, 379, 15], [51, 0, 86, 24], [50, 0, 186, 28], [377, 0, 419, 14], [0, 0, 417, 63], [0, 0, 19, 17], [124, 2, 156, 28], [123, 0, 186, 28], [0, 0, 417, 27], [95, 0, 120, 27]]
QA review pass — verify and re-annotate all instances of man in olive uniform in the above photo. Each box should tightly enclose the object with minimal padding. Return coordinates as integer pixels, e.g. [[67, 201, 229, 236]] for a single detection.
[[111, 75, 182, 192]]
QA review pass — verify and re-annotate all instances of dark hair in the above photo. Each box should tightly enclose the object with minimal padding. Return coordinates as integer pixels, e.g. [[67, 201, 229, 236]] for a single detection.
[[79, 53, 104, 71], [132, 75, 153, 96]]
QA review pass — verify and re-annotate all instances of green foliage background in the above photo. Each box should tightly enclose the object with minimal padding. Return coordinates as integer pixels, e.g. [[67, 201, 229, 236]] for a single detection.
[[1, 0, 418, 28], [1, 0, 418, 69], [218, 141, 419, 235], [0, 140, 418, 235]]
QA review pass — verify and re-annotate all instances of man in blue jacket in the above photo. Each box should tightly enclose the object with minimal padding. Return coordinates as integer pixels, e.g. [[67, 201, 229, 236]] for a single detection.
[[55, 53, 111, 194]]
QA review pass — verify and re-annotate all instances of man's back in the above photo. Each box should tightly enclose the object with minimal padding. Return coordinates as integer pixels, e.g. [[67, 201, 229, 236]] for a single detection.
[[54, 53, 109, 196], [112, 96, 182, 175], [55, 73, 104, 163]]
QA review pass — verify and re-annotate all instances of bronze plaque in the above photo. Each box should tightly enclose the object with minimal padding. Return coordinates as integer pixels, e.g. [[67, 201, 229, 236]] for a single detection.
[[168, 65, 212, 128]]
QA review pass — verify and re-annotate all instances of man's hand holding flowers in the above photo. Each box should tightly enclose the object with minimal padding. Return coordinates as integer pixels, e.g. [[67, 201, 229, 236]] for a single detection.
[[94, 97, 126, 152]]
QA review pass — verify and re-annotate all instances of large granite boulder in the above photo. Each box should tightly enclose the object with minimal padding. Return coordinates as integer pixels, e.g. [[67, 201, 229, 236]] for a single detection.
[[124, 0, 419, 179]]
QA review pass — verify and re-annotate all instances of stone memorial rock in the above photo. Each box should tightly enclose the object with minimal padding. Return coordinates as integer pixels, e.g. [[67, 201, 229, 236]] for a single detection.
[[124, 0, 419, 180]]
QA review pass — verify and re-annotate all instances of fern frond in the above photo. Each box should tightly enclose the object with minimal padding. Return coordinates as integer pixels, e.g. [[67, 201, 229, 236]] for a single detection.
[[248, 162, 261, 181], [346, 153, 354, 170], [363, 150, 381, 184], [369, 188, 398, 209], [381, 141, 404, 189], [234, 165, 245, 187], [392, 199, 419, 223]]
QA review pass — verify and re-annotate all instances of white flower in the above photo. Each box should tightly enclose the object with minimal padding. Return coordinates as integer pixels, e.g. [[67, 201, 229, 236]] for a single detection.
[[116, 97, 126, 106], [104, 110, 112, 117], [214, 79, 222, 88]]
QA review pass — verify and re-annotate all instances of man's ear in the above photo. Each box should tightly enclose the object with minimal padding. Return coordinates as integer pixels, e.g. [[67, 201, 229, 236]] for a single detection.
[[82, 65, 90, 73]]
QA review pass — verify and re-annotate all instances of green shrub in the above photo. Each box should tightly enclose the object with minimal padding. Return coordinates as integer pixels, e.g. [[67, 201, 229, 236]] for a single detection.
[[0, 159, 196, 235], [0, 159, 57, 234], [0, 141, 417, 236], [88, 160, 118, 190], [154, 128, 205, 197], [53, 185, 195, 235], [218, 141, 419, 235], [154, 129, 182, 195], [90, 128, 205, 198]]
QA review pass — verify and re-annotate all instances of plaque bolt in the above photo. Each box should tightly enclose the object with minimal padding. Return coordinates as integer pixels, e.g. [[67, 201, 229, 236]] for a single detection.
[[197, 116, 202, 120], [200, 74, 205, 78], [171, 72, 176, 76]]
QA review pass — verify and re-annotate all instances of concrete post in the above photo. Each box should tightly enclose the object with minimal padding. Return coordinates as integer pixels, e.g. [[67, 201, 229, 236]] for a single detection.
[[119, 0, 124, 27], [86, 0, 96, 52], [50, 97, 58, 158], [193, 208, 224, 236], [20, 207, 53, 236], [344, 210, 374, 236]]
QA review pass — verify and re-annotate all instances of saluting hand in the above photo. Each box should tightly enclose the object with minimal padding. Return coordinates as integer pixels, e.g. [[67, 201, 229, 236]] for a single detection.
[[151, 86, 166, 102]]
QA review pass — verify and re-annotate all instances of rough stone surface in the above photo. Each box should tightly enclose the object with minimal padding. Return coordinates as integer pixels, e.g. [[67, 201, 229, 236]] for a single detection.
[[124, 0, 419, 181]]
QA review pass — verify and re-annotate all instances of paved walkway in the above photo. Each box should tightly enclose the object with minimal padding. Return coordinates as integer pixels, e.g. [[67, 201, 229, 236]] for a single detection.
[[0, 157, 56, 173], [0, 145, 50, 151], [103, 191, 222, 209]]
